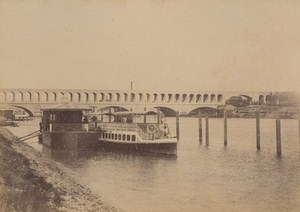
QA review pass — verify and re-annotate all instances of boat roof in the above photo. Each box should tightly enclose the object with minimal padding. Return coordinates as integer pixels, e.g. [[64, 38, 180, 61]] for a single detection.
[[41, 103, 92, 112], [91, 109, 158, 116], [111, 109, 158, 115]]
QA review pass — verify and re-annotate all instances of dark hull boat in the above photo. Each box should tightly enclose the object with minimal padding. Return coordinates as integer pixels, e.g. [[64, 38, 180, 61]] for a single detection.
[[39, 103, 100, 150]]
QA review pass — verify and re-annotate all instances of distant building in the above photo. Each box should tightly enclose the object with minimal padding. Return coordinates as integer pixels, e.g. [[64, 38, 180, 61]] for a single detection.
[[0, 109, 15, 121]]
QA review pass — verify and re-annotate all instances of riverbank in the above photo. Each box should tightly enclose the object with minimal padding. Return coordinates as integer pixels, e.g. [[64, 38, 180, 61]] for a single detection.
[[0, 127, 117, 212]]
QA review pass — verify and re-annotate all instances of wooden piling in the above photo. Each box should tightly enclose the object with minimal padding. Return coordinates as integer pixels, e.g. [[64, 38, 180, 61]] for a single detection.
[[224, 110, 227, 147], [144, 107, 147, 124], [276, 118, 282, 156], [176, 111, 180, 141], [298, 110, 300, 145], [256, 110, 261, 150], [205, 116, 209, 146], [157, 109, 161, 124], [108, 108, 112, 123], [198, 112, 202, 143]]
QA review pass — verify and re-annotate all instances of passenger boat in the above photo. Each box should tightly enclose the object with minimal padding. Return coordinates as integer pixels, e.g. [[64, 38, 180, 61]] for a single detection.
[[96, 109, 178, 155], [39, 103, 100, 150]]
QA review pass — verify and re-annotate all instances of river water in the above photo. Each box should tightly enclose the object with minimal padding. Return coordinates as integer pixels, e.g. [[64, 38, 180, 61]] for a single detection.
[[9, 118, 300, 212]]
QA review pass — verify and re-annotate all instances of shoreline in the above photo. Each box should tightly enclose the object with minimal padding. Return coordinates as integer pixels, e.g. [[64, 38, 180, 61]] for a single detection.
[[0, 127, 117, 212]]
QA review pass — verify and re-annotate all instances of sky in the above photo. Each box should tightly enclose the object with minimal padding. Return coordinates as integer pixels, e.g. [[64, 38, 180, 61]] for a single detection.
[[1, 0, 300, 92]]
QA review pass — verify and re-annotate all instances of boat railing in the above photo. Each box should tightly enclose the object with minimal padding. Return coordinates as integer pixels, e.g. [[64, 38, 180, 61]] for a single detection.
[[97, 122, 171, 140], [97, 122, 139, 132]]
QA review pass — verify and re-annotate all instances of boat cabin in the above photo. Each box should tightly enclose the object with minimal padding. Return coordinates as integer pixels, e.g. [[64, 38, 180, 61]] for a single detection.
[[41, 104, 92, 132], [40, 103, 100, 150]]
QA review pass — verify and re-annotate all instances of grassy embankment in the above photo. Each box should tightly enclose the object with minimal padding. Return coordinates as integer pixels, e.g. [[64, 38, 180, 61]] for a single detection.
[[0, 127, 117, 212], [0, 128, 62, 211]]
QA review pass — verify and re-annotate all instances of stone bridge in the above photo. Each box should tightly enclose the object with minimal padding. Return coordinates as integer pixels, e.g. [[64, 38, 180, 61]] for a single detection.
[[0, 88, 276, 117]]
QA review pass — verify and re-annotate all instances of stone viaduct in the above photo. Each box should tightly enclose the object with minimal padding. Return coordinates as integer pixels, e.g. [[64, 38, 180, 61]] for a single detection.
[[0, 88, 277, 117]]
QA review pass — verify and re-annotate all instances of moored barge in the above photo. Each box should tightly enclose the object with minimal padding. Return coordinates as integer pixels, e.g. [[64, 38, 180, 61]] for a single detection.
[[39, 103, 100, 150]]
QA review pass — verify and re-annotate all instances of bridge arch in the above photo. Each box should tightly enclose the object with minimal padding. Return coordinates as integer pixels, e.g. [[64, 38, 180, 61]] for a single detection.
[[48, 92, 56, 102], [116, 93, 121, 102], [105, 93, 112, 102], [5, 91, 15, 102], [196, 94, 201, 103], [138, 93, 143, 102], [130, 93, 136, 102], [168, 94, 172, 102], [217, 94, 223, 103], [40, 92, 48, 102], [97, 105, 130, 113], [145, 93, 150, 102], [161, 93, 166, 102], [68, 92, 73, 102], [182, 94, 187, 103], [91, 92, 97, 102], [98, 93, 104, 102], [203, 94, 209, 103], [153, 93, 158, 102], [189, 94, 194, 103], [10, 105, 34, 117], [211, 94, 216, 103], [123, 93, 128, 102], [175, 94, 180, 102], [14, 91, 23, 102], [188, 106, 219, 117], [23, 91, 32, 102]]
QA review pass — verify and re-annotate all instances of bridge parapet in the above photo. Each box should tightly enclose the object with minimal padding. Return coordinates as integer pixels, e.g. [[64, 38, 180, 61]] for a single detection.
[[0, 88, 229, 105]]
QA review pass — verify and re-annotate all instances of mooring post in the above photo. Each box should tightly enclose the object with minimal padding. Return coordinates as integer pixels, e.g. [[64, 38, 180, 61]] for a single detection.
[[224, 109, 227, 147], [276, 118, 282, 156], [198, 112, 202, 143], [298, 110, 300, 145], [108, 108, 112, 123], [256, 110, 261, 150], [176, 111, 180, 141], [205, 116, 209, 146], [144, 107, 147, 124], [157, 109, 161, 124]]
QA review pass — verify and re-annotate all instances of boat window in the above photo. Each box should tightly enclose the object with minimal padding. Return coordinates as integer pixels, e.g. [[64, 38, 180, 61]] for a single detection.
[[127, 135, 130, 141], [115, 134, 118, 140], [109, 133, 111, 139], [118, 134, 121, 140], [111, 134, 114, 139], [122, 134, 126, 141], [105, 133, 107, 139], [132, 135, 136, 141]]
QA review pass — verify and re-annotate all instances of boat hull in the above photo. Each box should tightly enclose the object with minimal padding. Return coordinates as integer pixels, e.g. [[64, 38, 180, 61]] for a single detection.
[[41, 131, 100, 150], [98, 139, 177, 155]]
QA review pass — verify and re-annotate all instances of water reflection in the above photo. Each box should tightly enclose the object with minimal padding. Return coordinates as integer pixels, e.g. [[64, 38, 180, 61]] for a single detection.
[[42, 146, 176, 168], [13, 118, 300, 211]]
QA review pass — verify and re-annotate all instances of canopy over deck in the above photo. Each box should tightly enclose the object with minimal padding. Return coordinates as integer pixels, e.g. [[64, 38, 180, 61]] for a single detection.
[[111, 110, 158, 116], [41, 103, 92, 112]]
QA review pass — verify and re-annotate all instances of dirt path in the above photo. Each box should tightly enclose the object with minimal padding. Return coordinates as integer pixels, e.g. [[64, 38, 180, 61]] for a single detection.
[[0, 127, 118, 212]]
